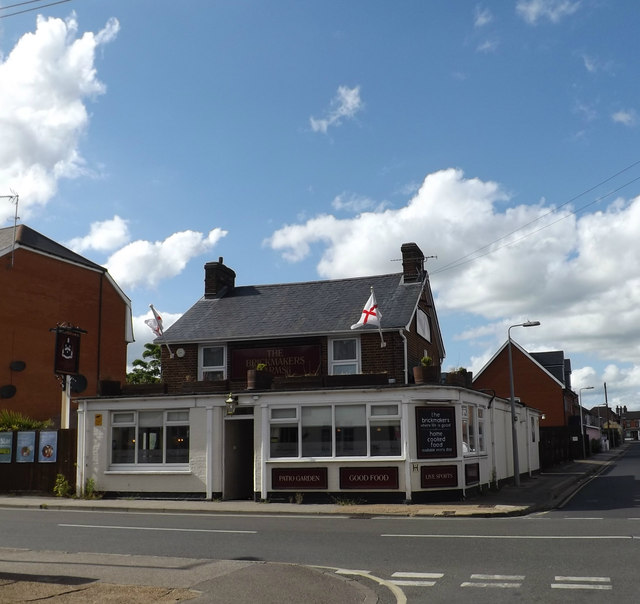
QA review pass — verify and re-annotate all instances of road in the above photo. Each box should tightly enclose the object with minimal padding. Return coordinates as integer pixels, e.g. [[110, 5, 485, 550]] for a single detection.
[[1, 443, 638, 602]]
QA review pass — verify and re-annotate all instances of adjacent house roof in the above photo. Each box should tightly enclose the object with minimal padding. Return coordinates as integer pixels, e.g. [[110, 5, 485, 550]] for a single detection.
[[0, 224, 105, 270], [163, 272, 427, 343], [473, 339, 566, 389]]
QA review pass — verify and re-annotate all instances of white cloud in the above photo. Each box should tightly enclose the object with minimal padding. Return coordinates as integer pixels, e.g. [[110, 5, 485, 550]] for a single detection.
[[477, 39, 499, 53], [266, 168, 640, 404], [516, 0, 581, 25], [474, 6, 493, 28], [612, 109, 637, 127], [331, 192, 385, 213], [0, 14, 119, 223], [310, 85, 363, 134], [106, 228, 227, 290], [66, 215, 130, 252]]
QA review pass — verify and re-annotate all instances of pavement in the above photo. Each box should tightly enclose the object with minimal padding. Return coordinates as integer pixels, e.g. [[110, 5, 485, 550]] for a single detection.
[[0, 444, 630, 603]]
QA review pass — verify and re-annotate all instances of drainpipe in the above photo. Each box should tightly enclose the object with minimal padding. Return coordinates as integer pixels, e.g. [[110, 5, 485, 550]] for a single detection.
[[399, 330, 408, 384]]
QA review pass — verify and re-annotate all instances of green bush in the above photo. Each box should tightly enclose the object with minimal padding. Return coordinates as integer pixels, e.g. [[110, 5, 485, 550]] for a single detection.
[[53, 474, 72, 498], [0, 409, 52, 431]]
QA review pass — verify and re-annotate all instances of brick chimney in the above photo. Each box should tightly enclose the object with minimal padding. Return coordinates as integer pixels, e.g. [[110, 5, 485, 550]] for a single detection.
[[204, 257, 236, 298], [401, 242, 425, 283]]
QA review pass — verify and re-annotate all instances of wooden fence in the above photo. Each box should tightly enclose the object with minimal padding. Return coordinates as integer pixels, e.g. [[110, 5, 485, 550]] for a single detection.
[[0, 429, 77, 494]]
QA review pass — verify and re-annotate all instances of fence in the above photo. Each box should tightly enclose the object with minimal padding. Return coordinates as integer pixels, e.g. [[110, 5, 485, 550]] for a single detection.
[[0, 429, 77, 494]]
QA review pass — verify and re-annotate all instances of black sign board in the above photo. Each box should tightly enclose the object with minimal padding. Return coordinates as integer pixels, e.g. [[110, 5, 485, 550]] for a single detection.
[[416, 406, 457, 459], [339, 467, 399, 490]]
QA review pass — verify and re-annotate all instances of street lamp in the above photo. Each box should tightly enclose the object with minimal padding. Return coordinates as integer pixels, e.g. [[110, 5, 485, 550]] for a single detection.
[[508, 320, 540, 487], [578, 386, 594, 458]]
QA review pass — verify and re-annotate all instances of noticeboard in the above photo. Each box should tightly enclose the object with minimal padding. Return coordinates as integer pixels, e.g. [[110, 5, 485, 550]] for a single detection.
[[416, 406, 457, 459]]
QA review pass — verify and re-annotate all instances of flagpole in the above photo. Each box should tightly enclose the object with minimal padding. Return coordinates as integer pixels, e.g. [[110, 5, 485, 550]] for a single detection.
[[149, 304, 174, 359]]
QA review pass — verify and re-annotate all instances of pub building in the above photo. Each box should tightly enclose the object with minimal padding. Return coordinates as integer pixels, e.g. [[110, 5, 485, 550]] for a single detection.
[[76, 243, 541, 502]]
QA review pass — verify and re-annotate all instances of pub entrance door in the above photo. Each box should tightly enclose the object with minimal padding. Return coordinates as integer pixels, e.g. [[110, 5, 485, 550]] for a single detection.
[[223, 416, 254, 500]]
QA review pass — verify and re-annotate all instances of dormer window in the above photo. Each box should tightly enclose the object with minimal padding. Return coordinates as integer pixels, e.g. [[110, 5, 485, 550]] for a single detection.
[[329, 337, 360, 375]]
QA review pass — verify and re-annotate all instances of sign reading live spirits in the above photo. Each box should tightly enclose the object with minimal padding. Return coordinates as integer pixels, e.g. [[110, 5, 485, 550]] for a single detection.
[[339, 467, 399, 489], [416, 406, 457, 458], [272, 467, 328, 490], [231, 345, 321, 379], [421, 464, 458, 488]]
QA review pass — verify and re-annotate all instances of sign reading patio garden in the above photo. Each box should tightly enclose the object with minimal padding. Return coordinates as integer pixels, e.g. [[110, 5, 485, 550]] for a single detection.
[[416, 406, 457, 458]]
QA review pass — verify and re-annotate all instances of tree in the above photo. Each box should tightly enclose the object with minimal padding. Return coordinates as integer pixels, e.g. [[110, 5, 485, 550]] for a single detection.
[[126, 343, 162, 383]]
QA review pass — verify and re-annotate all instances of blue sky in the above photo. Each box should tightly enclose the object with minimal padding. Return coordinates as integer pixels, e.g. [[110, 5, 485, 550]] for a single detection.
[[2, 1, 640, 411]]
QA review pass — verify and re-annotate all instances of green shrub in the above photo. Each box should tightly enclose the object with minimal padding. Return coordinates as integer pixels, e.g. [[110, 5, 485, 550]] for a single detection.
[[53, 474, 72, 498]]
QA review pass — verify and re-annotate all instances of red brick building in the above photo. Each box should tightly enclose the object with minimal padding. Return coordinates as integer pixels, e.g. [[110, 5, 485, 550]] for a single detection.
[[0, 225, 132, 427]]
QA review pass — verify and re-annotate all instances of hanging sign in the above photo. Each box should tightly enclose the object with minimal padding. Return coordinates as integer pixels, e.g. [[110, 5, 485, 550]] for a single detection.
[[54, 331, 81, 375]]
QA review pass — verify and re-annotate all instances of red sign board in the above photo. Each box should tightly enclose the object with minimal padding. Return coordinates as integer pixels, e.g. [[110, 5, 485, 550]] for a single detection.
[[339, 466, 399, 489], [231, 345, 321, 379], [272, 467, 327, 490], [421, 465, 458, 488], [54, 331, 81, 375], [465, 462, 480, 486]]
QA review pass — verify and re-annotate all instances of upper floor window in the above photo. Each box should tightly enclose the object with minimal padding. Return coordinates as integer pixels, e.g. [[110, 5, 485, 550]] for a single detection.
[[329, 338, 360, 375], [200, 345, 226, 381], [416, 309, 431, 342]]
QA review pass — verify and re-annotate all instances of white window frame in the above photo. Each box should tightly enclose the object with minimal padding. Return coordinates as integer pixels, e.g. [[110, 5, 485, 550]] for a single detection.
[[328, 337, 361, 375], [199, 344, 227, 381], [416, 308, 431, 342], [110, 410, 190, 469], [268, 402, 401, 460]]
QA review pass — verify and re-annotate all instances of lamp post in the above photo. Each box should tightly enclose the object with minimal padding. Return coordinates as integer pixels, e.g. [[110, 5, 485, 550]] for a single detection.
[[507, 320, 540, 487], [578, 386, 594, 458]]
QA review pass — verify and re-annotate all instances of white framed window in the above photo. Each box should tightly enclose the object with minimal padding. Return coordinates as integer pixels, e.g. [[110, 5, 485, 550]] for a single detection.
[[329, 338, 360, 375], [199, 345, 226, 381], [416, 308, 431, 342], [269, 403, 401, 459], [478, 407, 485, 453], [111, 410, 189, 467], [462, 405, 487, 456]]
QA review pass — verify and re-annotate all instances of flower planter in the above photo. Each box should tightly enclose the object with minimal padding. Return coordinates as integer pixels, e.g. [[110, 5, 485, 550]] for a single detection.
[[413, 366, 441, 384], [247, 370, 273, 390]]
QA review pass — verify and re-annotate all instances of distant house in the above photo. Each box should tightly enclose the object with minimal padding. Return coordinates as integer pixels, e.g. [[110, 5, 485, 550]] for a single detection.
[[77, 242, 540, 501], [473, 344, 579, 467], [0, 225, 132, 427], [620, 409, 640, 441]]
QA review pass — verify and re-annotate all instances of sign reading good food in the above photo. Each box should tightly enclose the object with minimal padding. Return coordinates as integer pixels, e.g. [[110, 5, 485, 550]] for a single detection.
[[421, 465, 458, 488], [272, 467, 327, 489], [339, 467, 399, 489], [416, 406, 457, 458]]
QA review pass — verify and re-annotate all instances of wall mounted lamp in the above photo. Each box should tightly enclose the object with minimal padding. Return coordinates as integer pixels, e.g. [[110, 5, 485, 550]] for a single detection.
[[225, 393, 238, 415]]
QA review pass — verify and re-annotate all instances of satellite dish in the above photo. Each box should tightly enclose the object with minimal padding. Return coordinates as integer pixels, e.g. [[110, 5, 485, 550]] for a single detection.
[[9, 361, 26, 372], [70, 374, 87, 393], [0, 385, 16, 399]]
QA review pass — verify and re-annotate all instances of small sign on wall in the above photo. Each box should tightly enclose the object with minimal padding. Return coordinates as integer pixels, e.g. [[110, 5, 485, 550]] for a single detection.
[[0, 432, 13, 463], [16, 431, 36, 463], [421, 465, 458, 488], [95, 413, 103, 427], [38, 431, 58, 463], [272, 468, 328, 490], [339, 467, 399, 490]]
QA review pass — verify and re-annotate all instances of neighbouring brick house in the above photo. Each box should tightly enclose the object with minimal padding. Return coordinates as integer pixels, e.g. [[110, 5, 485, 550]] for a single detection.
[[620, 409, 640, 441], [77, 242, 540, 501], [473, 345, 579, 467], [0, 225, 132, 428]]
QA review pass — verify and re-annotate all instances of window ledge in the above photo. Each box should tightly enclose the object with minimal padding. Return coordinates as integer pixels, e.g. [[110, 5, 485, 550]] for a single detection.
[[105, 467, 191, 475]]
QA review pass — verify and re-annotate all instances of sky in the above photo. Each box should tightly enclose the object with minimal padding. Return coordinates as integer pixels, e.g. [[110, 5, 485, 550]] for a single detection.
[[2, 0, 640, 412]]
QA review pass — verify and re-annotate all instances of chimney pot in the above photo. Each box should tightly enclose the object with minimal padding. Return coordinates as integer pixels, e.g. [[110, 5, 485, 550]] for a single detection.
[[204, 259, 236, 298]]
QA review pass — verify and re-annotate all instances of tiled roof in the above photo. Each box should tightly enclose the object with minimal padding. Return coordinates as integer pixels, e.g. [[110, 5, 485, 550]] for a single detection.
[[163, 272, 423, 342], [0, 224, 104, 271]]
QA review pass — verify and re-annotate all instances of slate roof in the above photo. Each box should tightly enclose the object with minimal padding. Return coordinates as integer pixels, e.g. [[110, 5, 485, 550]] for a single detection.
[[163, 272, 424, 343], [0, 224, 104, 271]]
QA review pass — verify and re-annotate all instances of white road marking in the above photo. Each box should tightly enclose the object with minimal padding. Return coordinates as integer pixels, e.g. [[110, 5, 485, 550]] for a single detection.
[[461, 581, 522, 588], [470, 574, 525, 580], [381, 533, 632, 540], [59, 523, 256, 534], [551, 576, 612, 590], [391, 572, 444, 579]]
